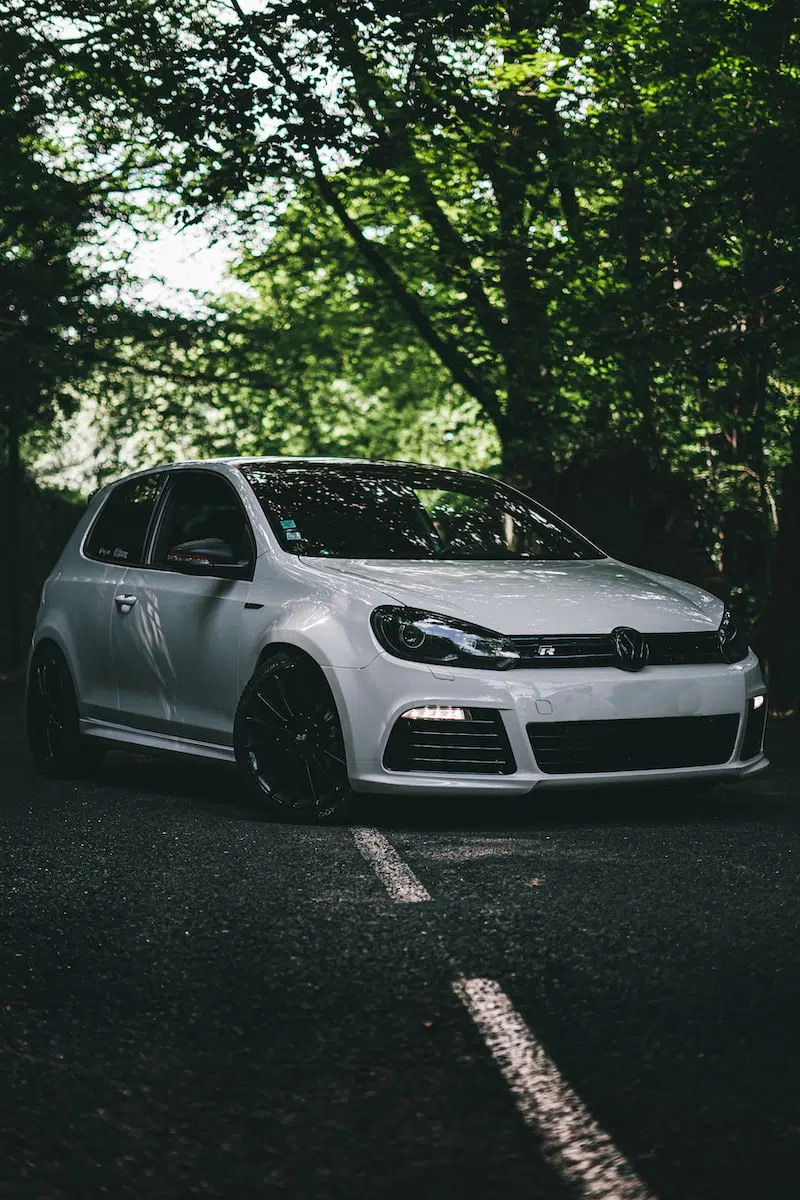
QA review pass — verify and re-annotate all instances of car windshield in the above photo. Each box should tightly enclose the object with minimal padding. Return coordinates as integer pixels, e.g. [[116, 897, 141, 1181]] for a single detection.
[[239, 462, 605, 561]]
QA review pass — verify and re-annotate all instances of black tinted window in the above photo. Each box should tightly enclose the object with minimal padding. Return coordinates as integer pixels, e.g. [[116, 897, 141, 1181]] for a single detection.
[[84, 474, 163, 565], [153, 473, 253, 568], [239, 463, 603, 561]]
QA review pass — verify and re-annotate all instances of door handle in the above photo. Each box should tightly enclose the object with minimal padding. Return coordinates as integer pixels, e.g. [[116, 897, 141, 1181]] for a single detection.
[[115, 594, 138, 611]]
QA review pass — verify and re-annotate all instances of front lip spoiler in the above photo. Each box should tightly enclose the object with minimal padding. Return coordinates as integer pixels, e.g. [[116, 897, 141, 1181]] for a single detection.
[[530, 754, 770, 791], [347, 754, 770, 795]]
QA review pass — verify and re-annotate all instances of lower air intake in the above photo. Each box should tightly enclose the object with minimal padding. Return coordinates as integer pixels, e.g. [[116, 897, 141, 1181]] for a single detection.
[[527, 714, 740, 774], [741, 703, 767, 760], [383, 708, 516, 775]]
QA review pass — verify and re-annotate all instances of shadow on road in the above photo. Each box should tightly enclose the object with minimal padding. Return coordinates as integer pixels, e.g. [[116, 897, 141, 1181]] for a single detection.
[[3, 680, 798, 834], [360, 780, 791, 834], [90, 748, 795, 836]]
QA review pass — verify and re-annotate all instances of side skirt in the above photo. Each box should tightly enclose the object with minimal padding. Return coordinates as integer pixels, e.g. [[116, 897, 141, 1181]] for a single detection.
[[80, 718, 236, 764]]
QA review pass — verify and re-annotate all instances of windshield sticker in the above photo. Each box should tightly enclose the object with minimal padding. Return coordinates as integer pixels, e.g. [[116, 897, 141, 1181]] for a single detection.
[[280, 518, 296, 529], [285, 529, 302, 541], [113, 548, 129, 559]]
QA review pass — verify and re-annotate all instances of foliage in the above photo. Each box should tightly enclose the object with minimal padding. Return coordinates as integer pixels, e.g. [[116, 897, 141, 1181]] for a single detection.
[[5, 0, 800, 703], [0, 26, 100, 443], [0, 466, 84, 668]]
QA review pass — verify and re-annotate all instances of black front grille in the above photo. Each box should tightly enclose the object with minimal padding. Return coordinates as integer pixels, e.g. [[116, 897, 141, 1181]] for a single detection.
[[645, 632, 724, 665], [508, 634, 613, 668], [527, 714, 740, 774], [508, 631, 723, 669], [384, 709, 516, 775]]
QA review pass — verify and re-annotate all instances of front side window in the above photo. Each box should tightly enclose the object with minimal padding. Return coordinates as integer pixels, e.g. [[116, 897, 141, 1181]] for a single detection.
[[84, 474, 164, 566], [151, 472, 254, 571], [239, 463, 604, 562]]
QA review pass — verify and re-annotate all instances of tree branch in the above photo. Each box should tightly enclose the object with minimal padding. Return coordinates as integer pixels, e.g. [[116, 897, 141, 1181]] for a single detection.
[[322, 7, 509, 354], [309, 146, 504, 426], [541, 98, 583, 242], [226, 0, 504, 427]]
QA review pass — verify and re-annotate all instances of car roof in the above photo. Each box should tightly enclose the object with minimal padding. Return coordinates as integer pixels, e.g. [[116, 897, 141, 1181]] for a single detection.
[[100, 455, 484, 487], [191, 455, 441, 469]]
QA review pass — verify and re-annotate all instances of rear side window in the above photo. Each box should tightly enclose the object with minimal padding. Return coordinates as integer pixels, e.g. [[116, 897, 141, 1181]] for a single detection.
[[84, 474, 164, 565]]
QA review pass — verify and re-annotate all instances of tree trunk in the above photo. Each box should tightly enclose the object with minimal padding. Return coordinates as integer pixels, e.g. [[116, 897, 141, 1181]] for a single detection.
[[497, 383, 558, 507], [719, 317, 775, 632], [3, 348, 22, 671], [765, 414, 800, 713]]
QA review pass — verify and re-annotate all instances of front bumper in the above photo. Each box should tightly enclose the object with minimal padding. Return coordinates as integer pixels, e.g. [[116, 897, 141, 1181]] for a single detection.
[[324, 650, 769, 796]]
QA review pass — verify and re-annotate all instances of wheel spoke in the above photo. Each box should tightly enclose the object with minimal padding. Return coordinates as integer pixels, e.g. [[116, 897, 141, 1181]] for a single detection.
[[309, 749, 343, 791], [43, 715, 55, 759], [34, 659, 65, 761], [38, 664, 57, 714], [317, 745, 346, 767], [245, 712, 281, 733], [253, 689, 289, 725], [303, 757, 321, 808], [274, 672, 299, 721]]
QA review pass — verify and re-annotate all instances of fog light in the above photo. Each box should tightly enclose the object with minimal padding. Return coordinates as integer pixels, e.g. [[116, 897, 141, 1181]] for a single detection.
[[751, 694, 765, 709], [401, 706, 469, 721]]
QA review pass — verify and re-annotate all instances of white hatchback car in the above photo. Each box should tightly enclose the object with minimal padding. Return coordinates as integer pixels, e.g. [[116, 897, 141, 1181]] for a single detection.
[[26, 456, 768, 820]]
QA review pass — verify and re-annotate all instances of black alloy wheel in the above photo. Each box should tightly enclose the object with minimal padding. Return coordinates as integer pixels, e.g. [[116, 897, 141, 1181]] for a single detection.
[[233, 651, 356, 823], [26, 643, 106, 778]]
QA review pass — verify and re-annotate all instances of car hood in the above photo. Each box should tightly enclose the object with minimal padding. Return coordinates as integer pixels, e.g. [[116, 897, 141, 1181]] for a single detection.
[[308, 558, 724, 635]]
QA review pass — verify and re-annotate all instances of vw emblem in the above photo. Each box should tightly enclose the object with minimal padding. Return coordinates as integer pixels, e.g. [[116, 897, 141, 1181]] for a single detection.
[[611, 626, 650, 672]]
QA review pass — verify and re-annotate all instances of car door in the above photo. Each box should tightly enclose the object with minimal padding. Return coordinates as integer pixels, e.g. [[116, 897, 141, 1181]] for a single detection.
[[70, 472, 166, 720], [110, 469, 256, 745]]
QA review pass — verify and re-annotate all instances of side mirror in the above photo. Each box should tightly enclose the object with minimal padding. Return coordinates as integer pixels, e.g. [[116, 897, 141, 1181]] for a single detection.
[[166, 538, 249, 578]]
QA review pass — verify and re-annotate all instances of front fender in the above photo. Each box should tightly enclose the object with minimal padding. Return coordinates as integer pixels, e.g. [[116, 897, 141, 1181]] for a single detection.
[[240, 553, 394, 685], [239, 596, 383, 687]]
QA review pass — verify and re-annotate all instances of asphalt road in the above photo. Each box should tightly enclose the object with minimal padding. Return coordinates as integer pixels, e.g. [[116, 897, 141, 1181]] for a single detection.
[[2, 680, 799, 1200]]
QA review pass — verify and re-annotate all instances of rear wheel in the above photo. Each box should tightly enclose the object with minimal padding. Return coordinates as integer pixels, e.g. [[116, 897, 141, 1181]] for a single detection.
[[233, 651, 357, 823], [26, 643, 106, 778]]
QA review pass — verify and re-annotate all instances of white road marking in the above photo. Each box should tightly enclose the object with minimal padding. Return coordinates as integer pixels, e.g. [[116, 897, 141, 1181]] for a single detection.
[[452, 978, 655, 1200], [351, 827, 432, 902]]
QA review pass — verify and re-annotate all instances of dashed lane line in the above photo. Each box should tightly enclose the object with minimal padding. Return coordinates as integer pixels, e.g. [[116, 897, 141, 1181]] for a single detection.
[[453, 977, 656, 1200], [351, 827, 432, 902], [350, 833, 655, 1195]]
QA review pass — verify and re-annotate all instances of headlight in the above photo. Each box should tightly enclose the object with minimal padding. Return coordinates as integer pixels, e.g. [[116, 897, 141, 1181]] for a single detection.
[[718, 607, 749, 663], [371, 606, 521, 670]]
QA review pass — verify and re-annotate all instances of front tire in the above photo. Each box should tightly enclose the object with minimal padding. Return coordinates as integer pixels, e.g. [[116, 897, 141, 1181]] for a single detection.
[[26, 643, 106, 778], [233, 651, 357, 823]]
